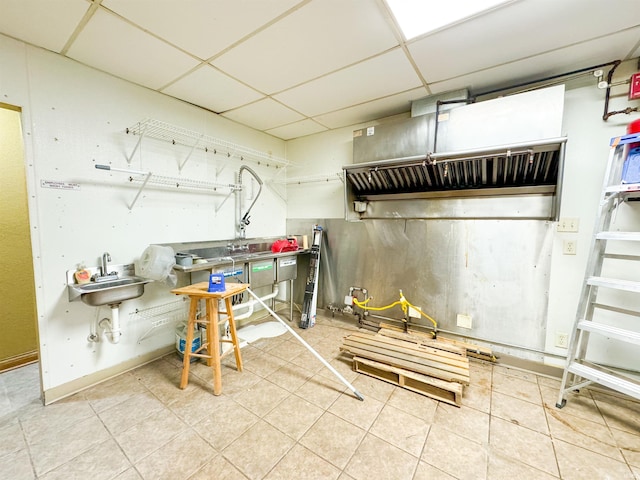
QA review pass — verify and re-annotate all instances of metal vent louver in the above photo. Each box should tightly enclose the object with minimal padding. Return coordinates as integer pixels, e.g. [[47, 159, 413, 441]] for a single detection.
[[344, 138, 566, 199]]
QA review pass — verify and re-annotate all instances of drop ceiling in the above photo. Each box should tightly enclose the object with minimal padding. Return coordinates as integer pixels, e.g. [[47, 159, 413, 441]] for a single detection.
[[1, 0, 639, 140]]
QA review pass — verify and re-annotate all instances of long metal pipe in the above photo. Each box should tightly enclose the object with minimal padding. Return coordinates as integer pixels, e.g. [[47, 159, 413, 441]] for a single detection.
[[246, 288, 365, 401]]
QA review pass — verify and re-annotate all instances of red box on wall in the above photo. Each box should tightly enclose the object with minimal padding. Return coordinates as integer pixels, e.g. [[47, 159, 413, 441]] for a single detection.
[[630, 72, 640, 101]]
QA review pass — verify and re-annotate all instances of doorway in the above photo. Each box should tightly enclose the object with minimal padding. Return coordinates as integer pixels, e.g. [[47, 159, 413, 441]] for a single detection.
[[0, 103, 39, 372]]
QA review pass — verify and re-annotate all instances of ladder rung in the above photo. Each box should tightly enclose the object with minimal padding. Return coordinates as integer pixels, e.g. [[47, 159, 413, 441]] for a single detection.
[[577, 321, 640, 345], [605, 183, 640, 193], [587, 276, 640, 292], [567, 362, 640, 400], [596, 231, 640, 241]]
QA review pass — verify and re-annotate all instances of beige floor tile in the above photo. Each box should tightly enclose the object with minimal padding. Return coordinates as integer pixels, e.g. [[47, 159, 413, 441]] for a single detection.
[[369, 404, 429, 456], [487, 452, 559, 479], [489, 416, 558, 476], [0, 448, 35, 480], [328, 388, 384, 430], [540, 385, 605, 425], [299, 412, 366, 469], [464, 384, 491, 414], [546, 407, 623, 461], [434, 403, 490, 444], [232, 378, 290, 417], [344, 433, 418, 480], [316, 355, 360, 384], [422, 424, 487, 480], [114, 407, 189, 463], [189, 454, 249, 480], [491, 390, 549, 434], [19, 395, 95, 443], [38, 438, 130, 480], [135, 430, 215, 480], [98, 391, 164, 435], [29, 415, 110, 476], [222, 420, 294, 480], [114, 468, 144, 480], [592, 391, 640, 435], [386, 386, 438, 422], [219, 366, 262, 392], [267, 339, 310, 362], [265, 443, 340, 480], [537, 374, 561, 390], [554, 438, 635, 480], [295, 374, 346, 409], [413, 461, 457, 480], [265, 363, 313, 392], [492, 372, 542, 405], [244, 351, 287, 378], [349, 373, 396, 403], [83, 372, 147, 413], [169, 385, 234, 426], [611, 427, 640, 468], [0, 421, 26, 457], [291, 349, 331, 374], [493, 365, 538, 383], [191, 396, 259, 451], [263, 393, 324, 440]]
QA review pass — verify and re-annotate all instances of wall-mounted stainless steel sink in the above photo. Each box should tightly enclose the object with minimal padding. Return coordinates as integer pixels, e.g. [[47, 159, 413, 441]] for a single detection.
[[67, 263, 152, 306], [73, 277, 151, 306]]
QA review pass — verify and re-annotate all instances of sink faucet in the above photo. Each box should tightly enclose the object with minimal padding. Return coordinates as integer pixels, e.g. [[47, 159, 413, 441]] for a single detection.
[[102, 252, 111, 276], [237, 165, 263, 239]]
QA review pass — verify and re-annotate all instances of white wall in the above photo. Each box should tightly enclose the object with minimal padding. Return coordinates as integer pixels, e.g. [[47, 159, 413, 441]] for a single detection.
[[286, 60, 640, 369], [0, 35, 287, 398]]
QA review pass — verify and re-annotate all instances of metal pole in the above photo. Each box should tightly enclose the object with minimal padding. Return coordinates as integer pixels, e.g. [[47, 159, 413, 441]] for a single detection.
[[246, 287, 364, 401]]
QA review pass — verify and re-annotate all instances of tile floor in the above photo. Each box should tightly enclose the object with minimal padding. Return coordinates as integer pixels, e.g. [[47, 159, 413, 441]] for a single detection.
[[1, 314, 639, 480]]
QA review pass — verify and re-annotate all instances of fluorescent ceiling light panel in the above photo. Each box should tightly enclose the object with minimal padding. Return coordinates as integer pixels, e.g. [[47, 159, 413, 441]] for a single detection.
[[386, 0, 510, 40]]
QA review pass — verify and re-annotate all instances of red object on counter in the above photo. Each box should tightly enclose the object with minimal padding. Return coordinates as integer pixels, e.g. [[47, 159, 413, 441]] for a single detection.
[[271, 238, 299, 253]]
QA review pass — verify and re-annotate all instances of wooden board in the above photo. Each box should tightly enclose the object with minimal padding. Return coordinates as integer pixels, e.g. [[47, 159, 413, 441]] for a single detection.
[[341, 331, 470, 385], [353, 356, 463, 407], [378, 322, 496, 362]]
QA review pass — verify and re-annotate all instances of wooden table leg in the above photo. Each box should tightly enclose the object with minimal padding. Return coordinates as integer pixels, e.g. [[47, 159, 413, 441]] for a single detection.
[[207, 298, 223, 395], [225, 296, 243, 372], [179, 298, 199, 389]]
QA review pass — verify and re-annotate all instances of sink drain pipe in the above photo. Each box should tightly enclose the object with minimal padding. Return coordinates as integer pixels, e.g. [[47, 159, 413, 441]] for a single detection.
[[246, 287, 364, 401], [90, 304, 122, 344]]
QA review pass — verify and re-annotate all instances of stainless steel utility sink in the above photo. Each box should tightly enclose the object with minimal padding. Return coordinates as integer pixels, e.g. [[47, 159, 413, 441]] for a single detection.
[[67, 263, 152, 306], [71, 276, 151, 306]]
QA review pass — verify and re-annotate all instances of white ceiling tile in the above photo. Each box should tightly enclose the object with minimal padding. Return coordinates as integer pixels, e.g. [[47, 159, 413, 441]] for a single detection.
[[212, 0, 399, 94], [314, 87, 428, 129], [274, 48, 422, 117], [266, 119, 328, 140], [0, 0, 89, 52], [429, 27, 640, 96], [221, 98, 304, 131], [102, 0, 302, 60], [66, 8, 199, 90], [162, 64, 264, 113], [409, 0, 640, 84]]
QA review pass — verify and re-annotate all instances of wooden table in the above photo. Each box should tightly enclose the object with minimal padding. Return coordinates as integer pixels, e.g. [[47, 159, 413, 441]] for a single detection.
[[171, 282, 248, 395]]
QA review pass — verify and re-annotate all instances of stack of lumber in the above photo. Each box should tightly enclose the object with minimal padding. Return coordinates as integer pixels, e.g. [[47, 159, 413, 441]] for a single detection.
[[340, 328, 470, 406]]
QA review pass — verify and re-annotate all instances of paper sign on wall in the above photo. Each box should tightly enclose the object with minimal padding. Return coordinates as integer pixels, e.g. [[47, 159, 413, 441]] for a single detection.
[[41, 180, 80, 190]]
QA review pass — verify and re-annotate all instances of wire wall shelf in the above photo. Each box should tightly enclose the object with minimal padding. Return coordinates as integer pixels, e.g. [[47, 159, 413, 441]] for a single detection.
[[95, 164, 240, 211], [275, 172, 344, 185], [133, 298, 189, 343], [125, 118, 290, 169]]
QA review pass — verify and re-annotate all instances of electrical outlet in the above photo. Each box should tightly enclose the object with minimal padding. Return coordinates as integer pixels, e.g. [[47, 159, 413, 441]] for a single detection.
[[408, 306, 421, 318], [563, 240, 577, 255], [557, 217, 579, 232], [555, 332, 569, 348], [456, 313, 472, 329]]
